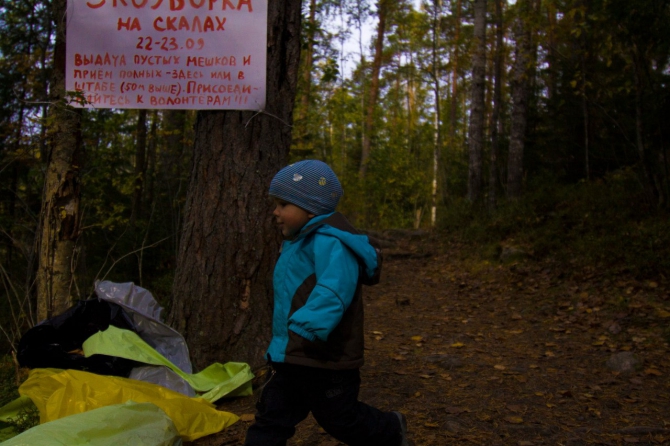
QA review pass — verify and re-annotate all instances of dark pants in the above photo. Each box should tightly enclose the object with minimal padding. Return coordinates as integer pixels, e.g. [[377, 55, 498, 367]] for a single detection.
[[244, 362, 402, 446]]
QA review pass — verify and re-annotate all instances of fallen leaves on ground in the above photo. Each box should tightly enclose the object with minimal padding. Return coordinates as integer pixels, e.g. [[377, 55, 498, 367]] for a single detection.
[[195, 235, 670, 446]]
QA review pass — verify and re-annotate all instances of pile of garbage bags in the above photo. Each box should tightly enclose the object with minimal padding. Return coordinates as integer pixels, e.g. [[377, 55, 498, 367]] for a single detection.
[[0, 281, 254, 445]]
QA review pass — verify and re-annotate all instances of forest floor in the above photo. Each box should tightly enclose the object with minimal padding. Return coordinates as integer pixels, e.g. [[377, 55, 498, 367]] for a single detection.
[[195, 231, 670, 446]]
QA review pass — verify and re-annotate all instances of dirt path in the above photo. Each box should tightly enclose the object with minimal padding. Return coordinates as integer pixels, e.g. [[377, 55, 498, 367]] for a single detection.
[[199, 234, 670, 445]]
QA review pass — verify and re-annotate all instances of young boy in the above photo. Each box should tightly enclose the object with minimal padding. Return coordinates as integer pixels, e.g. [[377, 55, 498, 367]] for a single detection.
[[245, 160, 408, 446]]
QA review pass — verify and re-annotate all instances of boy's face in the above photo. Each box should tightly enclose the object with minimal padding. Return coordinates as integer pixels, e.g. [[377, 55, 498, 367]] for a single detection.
[[272, 199, 314, 238]]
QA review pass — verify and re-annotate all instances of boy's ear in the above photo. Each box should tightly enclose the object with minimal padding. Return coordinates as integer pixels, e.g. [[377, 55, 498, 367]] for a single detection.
[[308, 213, 315, 219]]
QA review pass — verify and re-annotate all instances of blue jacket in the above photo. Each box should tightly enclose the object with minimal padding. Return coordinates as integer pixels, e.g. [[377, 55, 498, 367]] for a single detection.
[[266, 212, 381, 369]]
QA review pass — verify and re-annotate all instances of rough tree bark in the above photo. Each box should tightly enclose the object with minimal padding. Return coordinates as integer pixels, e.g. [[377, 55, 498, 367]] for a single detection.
[[467, 0, 487, 203], [36, 0, 82, 321], [168, 0, 303, 371]]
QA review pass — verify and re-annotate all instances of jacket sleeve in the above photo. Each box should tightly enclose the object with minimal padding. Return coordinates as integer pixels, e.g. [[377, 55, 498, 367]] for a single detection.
[[287, 234, 359, 342]]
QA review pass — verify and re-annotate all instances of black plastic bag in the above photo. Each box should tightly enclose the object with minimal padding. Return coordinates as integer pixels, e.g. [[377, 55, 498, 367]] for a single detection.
[[17, 299, 139, 376]]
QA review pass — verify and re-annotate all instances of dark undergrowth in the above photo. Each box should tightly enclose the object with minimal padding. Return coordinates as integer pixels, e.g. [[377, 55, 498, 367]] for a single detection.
[[439, 168, 670, 280]]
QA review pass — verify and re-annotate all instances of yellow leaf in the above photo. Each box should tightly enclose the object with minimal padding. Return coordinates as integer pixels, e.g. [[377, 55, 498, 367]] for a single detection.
[[592, 340, 605, 346], [372, 331, 383, 335], [644, 368, 662, 376], [546, 403, 555, 408], [494, 364, 506, 370], [451, 342, 465, 348], [240, 414, 256, 422], [656, 308, 670, 318], [505, 416, 523, 424], [424, 422, 439, 428], [411, 336, 423, 342], [535, 392, 544, 396], [545, 351, 555, 357]]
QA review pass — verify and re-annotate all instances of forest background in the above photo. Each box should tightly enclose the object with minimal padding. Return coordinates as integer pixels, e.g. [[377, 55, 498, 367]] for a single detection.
[[1, 0, 670, 367]]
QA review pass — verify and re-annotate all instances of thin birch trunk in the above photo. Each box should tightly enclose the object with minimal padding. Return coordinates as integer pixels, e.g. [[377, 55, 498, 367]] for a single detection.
[[36, 0, 83, 321]]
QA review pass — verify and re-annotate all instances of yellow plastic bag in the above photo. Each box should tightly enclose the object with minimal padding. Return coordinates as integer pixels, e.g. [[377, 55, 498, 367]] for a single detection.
[[1, 401, 180, 446], [19, 369, 238, 442]]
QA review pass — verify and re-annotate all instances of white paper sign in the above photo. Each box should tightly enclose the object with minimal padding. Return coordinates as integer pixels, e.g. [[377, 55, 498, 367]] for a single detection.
[[65, 0, 267, 110]]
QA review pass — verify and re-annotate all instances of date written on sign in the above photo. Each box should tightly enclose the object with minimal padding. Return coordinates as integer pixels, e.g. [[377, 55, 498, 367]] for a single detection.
[[136, 36, 206, 52]]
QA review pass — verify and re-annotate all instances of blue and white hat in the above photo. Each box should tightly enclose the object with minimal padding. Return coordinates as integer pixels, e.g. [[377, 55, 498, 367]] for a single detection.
[[269, 160, 343, 215]]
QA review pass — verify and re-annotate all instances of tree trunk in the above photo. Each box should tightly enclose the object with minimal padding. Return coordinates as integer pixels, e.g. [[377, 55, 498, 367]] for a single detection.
[[430, 0, 442, 226], [132, 110, 148, 225], [36, 0, 82, 321], [359, 0, 389, 179], [632, 46, 658, 203], [293, 0, 317, 156], [467, 0, 487, 203], [300, 0, 317, 119], [506, 0, 531, 200], [145, 110, 158, 211], [488, 0, 504, 212], [546, 0, 557, 102], [169, 0, 303, 371], [450, 0, 462, 144], [161, 109, 188, 254]]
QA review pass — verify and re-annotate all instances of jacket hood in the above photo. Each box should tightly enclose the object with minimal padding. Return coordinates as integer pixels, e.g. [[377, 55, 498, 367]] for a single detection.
[[296, 213, 379, 281]]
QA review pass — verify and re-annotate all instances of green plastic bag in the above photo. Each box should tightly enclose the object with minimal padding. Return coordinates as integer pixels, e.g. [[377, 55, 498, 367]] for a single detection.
[[82, 326, 253, 402], [1, 401, 181, 446]]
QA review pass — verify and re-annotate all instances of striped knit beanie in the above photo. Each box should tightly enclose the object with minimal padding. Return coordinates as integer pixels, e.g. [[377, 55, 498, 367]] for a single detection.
[[269, 160, 343, 215]]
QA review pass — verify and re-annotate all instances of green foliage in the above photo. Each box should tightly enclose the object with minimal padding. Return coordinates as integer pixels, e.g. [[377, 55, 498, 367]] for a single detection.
[[439, 169, 670, 278], [0, 357, 37, 433], [3, 405, 39, 434], [0, 357, 18, 408]]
